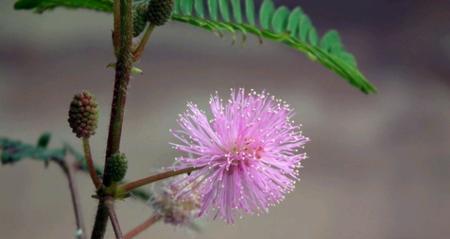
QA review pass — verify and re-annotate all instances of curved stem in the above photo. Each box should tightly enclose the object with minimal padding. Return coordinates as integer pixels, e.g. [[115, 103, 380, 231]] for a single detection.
[[82, 138, 102, 189], [56, 158, 87, 239], [120, 167, 198, 192], [124, 214, 162, 239]]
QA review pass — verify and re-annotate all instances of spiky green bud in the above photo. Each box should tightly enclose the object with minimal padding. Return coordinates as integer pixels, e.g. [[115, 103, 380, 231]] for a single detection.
[[68, 91, 99, 138], [133, 3, 148, 37], [107, 153, 128, 183], [147, 0, 174, 26]]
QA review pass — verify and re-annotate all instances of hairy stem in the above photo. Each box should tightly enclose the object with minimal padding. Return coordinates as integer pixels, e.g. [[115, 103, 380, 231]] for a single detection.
[[91, 0, 133, 238], [104, 0, 133, 187], [120, 167, 198, 192], [82, 138, 102, 189], [56, 158, 87, 239], [124, 214, 162, 239]]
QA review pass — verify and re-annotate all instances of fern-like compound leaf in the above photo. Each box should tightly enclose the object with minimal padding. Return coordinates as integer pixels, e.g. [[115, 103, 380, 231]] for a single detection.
[[13, 0, 376, 93]]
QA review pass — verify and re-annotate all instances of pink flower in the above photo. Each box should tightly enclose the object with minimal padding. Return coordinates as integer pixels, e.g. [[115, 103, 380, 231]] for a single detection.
[[170, 89, 309, 223]]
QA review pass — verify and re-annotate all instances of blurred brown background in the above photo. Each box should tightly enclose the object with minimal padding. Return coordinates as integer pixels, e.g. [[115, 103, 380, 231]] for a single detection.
[[1, 0, 449, 238]]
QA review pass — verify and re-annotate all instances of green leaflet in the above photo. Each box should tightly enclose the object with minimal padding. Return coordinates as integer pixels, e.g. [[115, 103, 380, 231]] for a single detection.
[[194, 0, 205, 18], [230, 0, 242, 23], [181, 0, 194, 16], [245, 0, 255, 25], [208, 0, 219, 21], [13, 0, 376, 93], [218, 0, 231, 22], [287, 7, 302, 37], [298, 14, 311, 42], [271, 6, 289, 34], [259, 0, 275, 30]]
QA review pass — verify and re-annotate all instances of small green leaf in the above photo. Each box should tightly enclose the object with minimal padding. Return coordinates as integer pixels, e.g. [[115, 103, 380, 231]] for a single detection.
[[173, 0, 181, 14], [298, 14, 311, 41], [37, 133, 51, 148], [131, 66, 143, 75], [308, 27, 318, 46], [320, 30, 343, 53], [231, 0, 243, 23], [259, 0, 275, 30], [286, 7, 302, 37], [181, 0, 194, 16], [194, 0, 205, 18], [218, 0, 231, 22], [208, 0, 219, 21], [245, 0, 255, 25], [271, 6, 289, 34], [337, 51, 357, 66]]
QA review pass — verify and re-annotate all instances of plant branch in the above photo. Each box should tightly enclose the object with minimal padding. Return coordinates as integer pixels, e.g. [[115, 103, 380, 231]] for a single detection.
[[105, 198, 124, 239], [103, 0, 133, 187], [112, 0, 121, 55], [91, 200, 109, 239], [120, 167, 198, 192], [91, 0, 133, 238], [132, 24, 155, 62], [55, 157, 87, 239], [82, 138, 102, 189], [124, 214, 162, 239]]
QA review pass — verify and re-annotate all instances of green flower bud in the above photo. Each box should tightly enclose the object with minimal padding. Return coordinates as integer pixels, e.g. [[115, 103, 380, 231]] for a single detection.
[[107, 153, 128, 183], [68, 91, 99, 138], [147, 0, 174, 26], [133, 3, 148, 37]]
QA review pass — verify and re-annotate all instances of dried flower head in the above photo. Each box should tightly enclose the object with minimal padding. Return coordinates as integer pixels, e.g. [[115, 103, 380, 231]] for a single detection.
[[170, 88, 309, 223], [148, 181, 201, 226]]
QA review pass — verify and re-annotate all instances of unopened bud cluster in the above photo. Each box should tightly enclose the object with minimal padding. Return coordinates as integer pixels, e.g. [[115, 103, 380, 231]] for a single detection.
[[106, 153, 128, 183], [132, 0, 174, 36], [68, 91, 98, 138]]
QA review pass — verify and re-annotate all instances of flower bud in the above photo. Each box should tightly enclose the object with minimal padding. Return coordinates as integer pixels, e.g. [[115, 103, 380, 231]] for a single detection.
[[147, 0, 174, 26], [133, 3, 148, 37], [107, 153, 128, 183], [68, 91, 99, 138]]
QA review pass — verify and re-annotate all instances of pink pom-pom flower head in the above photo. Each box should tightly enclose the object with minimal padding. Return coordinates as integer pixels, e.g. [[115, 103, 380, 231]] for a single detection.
[[170, 89, 309, 223]]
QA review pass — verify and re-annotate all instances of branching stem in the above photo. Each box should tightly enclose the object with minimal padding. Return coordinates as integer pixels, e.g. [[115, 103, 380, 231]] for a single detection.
[[56, 158, 87, 239], [124, 214, 162, 239], [133, 24, 155, 62], [106, 198, 124, 239]]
